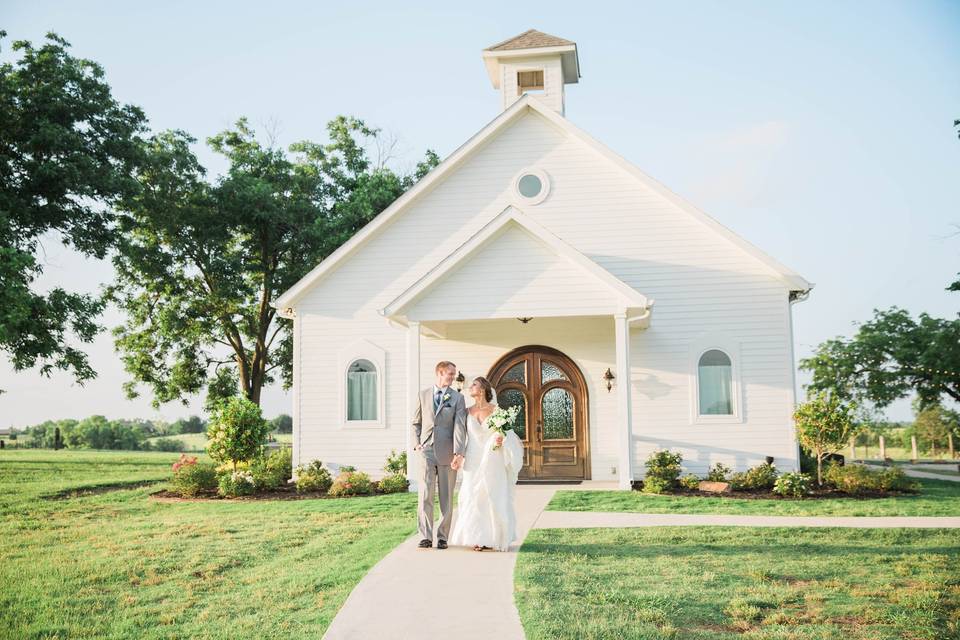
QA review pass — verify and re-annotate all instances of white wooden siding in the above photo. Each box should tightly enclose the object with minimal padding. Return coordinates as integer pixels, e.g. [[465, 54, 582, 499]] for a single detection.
[[407, 223, 620, 321]]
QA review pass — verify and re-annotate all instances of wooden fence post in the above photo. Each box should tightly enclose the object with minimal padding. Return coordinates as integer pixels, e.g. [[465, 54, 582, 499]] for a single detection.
[[949, 433, 955, 460], [849, 438, 856, 461], [911, 435, 919, 462], [879, 435, 886, 460]]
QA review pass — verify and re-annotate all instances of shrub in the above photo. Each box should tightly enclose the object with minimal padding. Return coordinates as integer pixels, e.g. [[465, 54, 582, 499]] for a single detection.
[[730, 463, 778, 491], [706, 462, 732, 482], [679, 474, 701, 491], [217, 469, 256, 497], [329, 470, 374, 497], [384, 449, 407, 476], [339, 465, 357, 473], [251, 448, 293, 491], [206, 397, 271, 471], [378, 473, 409, 494], [151, 437, 186, 452], [875, 466, 920, 492], [773, 471, 812, 498], [171, 455, 217, 497], [642, 450, 683, 494], [824, 462, 920, 494], [294, 460, 333, 493]]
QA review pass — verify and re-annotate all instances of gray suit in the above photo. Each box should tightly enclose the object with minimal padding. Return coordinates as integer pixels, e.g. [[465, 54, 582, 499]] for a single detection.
[[411, 386, 467, 542]]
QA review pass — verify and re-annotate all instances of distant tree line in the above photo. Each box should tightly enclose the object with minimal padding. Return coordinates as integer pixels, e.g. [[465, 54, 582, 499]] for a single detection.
[[13, 414, 292, 451]]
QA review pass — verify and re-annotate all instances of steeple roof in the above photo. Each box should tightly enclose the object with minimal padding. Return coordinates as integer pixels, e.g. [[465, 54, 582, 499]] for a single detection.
[[484, 29, 575, 52]]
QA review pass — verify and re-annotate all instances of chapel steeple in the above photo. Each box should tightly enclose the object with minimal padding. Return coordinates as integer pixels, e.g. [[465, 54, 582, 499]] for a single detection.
[[482, 29, 581, 116]]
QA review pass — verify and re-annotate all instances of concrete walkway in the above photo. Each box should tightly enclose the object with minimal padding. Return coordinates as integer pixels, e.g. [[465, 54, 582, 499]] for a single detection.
[[535, 511, 960, 529], [322, 485, 557, 640]]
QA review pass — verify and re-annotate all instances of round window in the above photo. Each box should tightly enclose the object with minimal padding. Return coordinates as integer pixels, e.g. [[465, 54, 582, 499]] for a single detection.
[[513, 168, 550, 205], [518, 174, 543, 198]]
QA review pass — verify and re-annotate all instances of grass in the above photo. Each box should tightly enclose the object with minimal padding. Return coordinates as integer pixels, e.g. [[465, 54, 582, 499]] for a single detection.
[[548, 478, 960, 516], [515, 527, 960, 639], [145, 431, 292, 452], [0, 449, 417, 639]]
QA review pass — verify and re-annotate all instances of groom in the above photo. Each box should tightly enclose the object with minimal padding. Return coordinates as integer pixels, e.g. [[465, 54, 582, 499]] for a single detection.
[[411, 360, 467, 549]]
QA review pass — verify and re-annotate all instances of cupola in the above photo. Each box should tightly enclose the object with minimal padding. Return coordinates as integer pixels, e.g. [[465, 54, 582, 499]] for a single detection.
[[482, 29, 580, 115]]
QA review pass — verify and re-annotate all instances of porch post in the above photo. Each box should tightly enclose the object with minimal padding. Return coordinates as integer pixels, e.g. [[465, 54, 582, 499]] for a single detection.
[[406, 321, 421, 492], [614, 312, 634, 490]]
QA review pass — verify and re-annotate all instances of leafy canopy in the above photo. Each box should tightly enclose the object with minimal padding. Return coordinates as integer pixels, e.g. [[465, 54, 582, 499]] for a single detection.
[[109, 116, 439, 407], [0, 31, 147, 386]]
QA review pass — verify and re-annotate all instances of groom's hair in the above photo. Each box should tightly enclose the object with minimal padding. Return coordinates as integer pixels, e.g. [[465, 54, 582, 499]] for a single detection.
[[473, 376, 494, 402], [435, 361, 456, 374]]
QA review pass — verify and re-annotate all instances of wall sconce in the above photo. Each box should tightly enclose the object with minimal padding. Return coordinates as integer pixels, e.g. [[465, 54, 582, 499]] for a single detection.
[[603, 367, 616, 392], [455, 371, 465, 392]]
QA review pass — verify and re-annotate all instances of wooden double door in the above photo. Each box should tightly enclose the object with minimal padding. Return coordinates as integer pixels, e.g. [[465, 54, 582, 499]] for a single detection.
[[488, 346, 589, 480]]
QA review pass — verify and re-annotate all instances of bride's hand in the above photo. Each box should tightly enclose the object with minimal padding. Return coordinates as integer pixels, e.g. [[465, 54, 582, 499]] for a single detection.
[[495, 434, 504, 447]]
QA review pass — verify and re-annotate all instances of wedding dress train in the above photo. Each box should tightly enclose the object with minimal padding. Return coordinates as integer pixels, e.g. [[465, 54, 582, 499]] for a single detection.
[[449, 410, 525, 551]]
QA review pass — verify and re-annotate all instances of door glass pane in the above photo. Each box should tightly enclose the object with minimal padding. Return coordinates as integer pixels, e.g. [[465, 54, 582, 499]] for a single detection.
[[502, 362, 525, 385], [499, 388, 526, 439], [541, 388, 574, 440], [540, 361, 568, 383]]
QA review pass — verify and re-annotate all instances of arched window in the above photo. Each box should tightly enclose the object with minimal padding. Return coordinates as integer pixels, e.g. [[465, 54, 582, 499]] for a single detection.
[[347, 359, 378, 421], [698, 349, 733, 415]]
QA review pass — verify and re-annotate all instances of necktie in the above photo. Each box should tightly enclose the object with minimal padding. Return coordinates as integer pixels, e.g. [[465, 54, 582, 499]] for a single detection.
[[434, 388, 442, 412]]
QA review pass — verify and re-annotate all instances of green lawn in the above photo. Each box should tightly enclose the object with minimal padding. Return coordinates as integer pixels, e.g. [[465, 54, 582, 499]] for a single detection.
[[516, 527, 960, 639], [0, 449, 417, 639], [548, 478, 960, 516], [145, 431, 292, 452]]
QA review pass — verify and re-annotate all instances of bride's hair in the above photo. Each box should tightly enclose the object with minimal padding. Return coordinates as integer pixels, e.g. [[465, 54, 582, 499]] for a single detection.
[[472, 376, 494, 403]]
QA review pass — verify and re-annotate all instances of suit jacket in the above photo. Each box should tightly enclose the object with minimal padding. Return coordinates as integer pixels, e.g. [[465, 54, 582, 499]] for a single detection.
[[411, 387, 467, 466]]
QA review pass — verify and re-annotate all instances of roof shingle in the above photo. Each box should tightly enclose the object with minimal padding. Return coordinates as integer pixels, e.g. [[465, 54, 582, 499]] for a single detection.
[[484, 29, 575, 52]]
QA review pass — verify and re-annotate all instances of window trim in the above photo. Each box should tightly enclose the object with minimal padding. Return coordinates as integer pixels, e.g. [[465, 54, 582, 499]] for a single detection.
[[688, 335, 743, 425], [337, 339, 386, 429], [511, 167, 551, 206]]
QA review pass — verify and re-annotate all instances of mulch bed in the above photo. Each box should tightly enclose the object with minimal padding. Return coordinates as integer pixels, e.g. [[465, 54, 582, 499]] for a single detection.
[[149, 486, 405, 502]]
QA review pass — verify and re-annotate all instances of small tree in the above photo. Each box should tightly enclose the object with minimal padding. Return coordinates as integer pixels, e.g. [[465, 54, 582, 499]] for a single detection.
[[206, 397, 270, 471], [794, 392, 860, 485], [914, 404, 952, 457]]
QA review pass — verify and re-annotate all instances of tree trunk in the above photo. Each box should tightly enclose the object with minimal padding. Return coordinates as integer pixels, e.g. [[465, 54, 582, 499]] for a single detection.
[[817, 454, 823, 486]]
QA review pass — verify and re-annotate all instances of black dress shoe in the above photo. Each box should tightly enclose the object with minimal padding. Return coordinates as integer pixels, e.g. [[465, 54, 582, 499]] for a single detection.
[[436, 539, 448, 549], [418, 539, 432, 548]]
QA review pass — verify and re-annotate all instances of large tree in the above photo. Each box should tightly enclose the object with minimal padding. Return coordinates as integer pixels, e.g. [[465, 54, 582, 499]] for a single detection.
[[800, 306, 960, 410], [0, 31, 147, 387], [110, 117, 438, 407]]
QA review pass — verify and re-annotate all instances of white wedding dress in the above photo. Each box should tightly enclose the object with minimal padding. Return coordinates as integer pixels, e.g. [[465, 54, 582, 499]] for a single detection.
[[449, 407, 525, 551]]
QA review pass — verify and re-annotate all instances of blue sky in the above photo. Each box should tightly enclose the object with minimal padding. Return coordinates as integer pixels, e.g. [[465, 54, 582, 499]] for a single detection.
[[2, 0, 958, 427]]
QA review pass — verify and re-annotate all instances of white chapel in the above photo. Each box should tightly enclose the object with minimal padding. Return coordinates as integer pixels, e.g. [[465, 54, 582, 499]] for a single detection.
[[274, 29, 814, 489]]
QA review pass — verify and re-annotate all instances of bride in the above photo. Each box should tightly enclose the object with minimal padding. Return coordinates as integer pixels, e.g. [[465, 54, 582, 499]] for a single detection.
[[449, 376, 525, 552]]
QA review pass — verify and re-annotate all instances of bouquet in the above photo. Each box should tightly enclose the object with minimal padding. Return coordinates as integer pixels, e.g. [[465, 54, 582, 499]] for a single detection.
[[486, 405, 521, 450]]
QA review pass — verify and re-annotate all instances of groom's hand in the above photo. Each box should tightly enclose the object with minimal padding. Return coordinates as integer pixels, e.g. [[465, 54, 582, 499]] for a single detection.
[[451, 454, 464, 470]]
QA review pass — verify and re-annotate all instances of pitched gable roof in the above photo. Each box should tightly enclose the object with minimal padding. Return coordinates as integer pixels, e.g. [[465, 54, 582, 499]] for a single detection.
[[380, 206, 653, 325], [484, 29, 575, 51], [274, 95, 813, 313]]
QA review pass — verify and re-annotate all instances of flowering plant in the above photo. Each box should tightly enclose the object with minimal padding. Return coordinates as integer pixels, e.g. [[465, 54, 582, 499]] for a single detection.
[[172, 454, 198, 473], [486, 405, 521, 450]]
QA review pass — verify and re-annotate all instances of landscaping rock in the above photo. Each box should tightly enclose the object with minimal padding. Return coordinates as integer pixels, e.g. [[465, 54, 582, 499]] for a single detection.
[[698, 481, 732, 494]]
